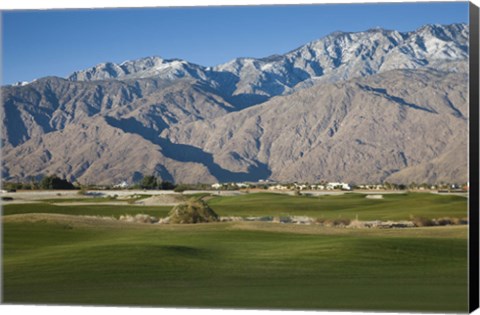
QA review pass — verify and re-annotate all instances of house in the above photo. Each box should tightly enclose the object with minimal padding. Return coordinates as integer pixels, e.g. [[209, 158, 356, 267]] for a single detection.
[[293, 183, 309, 190], [113, 181, 129, 189], [326, 182, 351, 190], [268, 184, 289, 191], [211, 183, 223, 189]]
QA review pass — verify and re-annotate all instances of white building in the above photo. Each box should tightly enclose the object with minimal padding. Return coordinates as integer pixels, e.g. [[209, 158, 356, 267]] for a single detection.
[[268, 184, 289, 191], [326, 182, 351, 190], [113, 181, 129, 188], [211, 183, 223, 189]]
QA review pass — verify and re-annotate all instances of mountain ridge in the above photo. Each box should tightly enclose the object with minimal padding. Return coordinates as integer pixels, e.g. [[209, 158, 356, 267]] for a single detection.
[[1, 23, 469, 185]]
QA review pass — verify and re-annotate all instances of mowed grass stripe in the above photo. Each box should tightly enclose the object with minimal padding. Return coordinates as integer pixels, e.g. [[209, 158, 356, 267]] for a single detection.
[[208, 192, 467, 220], [2, 220, 467, 311], [2, 192, 467, 221], [2, 203, 172, 218]]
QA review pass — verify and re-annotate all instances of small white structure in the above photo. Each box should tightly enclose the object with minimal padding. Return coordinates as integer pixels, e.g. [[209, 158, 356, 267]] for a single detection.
[[326, 182, 351, 190], [293, 183, 309, 190], [113, 181, 129, 189], [211, 183, 223, 189], [268, 184, 289, 191]]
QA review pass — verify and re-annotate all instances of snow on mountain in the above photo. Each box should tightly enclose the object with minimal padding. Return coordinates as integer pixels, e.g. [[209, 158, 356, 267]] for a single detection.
[[67, 23, 467, 107], [68, 56, 208, 82], [212, 23, 468, 97], [1, 23, 470, 184]]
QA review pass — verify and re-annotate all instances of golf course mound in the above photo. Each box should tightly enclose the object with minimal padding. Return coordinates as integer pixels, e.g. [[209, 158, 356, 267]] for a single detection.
[[165, 199, 219, 224]]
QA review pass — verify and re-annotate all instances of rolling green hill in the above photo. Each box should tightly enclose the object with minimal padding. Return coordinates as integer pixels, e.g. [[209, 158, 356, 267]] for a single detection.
[[208, 192, 467, 220], [1, 191, 469, 311], [2, 218, 467, 311]]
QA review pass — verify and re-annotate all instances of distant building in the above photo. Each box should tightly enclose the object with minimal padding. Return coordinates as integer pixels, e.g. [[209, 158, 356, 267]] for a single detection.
[[113, 181, 129, 189], [326, 182, 351, 190], [268, 184, 289, 191], [211, 183, 223, 189]]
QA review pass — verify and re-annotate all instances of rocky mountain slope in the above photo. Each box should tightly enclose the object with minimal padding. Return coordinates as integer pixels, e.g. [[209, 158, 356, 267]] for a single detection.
[[1, 23, 469, 185], [163, 68, 468, 184], [68, 23, 468, 104]]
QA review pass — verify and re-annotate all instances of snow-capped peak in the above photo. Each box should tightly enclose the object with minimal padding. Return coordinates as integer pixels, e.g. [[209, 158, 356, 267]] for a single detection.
[[66, 23, 468, 101]]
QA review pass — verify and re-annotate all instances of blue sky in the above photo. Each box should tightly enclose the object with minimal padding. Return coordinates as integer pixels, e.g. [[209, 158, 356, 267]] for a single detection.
[[1, 2, 469, 85]]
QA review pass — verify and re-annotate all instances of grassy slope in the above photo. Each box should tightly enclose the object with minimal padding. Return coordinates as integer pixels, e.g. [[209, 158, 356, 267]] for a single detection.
[[208, 192, 467, 220], [2, 219, 467, 312], [3, 192, 467, 221], [2, 203, 172, 218], [2, 192, 469, 311], [36, 194, 154, 203]]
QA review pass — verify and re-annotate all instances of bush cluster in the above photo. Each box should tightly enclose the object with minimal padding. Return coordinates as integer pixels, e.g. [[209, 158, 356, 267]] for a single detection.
[[167, 199, 219, 224], [139, 175, 175, 190]]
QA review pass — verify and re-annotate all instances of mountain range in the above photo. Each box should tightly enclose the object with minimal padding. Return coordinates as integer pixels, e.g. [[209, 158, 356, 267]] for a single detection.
[[1, 23, 469, 185]]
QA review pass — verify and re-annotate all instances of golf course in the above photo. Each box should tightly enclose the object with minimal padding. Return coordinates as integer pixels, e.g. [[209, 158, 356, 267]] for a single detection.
[[1, 191, 469, 312]]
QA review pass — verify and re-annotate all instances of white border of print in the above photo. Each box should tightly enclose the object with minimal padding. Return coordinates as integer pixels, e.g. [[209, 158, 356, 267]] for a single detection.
[[0, 2, 478, 315]]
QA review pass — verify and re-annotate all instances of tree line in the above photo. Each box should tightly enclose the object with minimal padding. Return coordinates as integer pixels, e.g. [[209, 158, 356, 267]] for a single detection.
[[2, 175, 76, 191]]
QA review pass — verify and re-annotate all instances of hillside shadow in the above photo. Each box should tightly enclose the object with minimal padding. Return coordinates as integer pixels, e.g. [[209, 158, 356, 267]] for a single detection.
[[358, 84, 438, 114], [105, 116, 271, 182]]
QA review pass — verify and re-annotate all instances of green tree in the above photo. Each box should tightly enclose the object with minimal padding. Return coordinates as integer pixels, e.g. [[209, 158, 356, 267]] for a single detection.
[[408, 182, 417, 190], [140, 175, 158, 190], [40, 175, 75, 190], [159, 181, 176, 190]]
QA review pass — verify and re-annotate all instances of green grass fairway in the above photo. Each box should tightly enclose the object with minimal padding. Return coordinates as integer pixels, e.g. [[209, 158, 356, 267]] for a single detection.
[[2, 203, 172, 218], [2, 192, 468, 311], [3, 192, 467, 221], [208, 192, 467, 220], [37, 194, 154, 204], [2, 217, 467, 312]]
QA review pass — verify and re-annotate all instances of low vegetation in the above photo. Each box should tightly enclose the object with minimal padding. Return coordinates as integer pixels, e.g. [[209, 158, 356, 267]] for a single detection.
[[166, 199, 219, 224]]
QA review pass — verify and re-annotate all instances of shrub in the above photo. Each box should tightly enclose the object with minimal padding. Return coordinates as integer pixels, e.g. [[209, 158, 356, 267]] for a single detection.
[[410, 216, 435, 227], [347, 219, 365, 229], [173, 184, 189, 193], [331, 218, 351, 227], [316, 218, 350, 227], [119, 214, 159, 224], [159, 181, 176, 190], [435, 217, 454, 226], [40, 175, 75, 190], [314, 218, 326, 225], [140, 175, 158, 190], [167, 199, 219, 224]]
